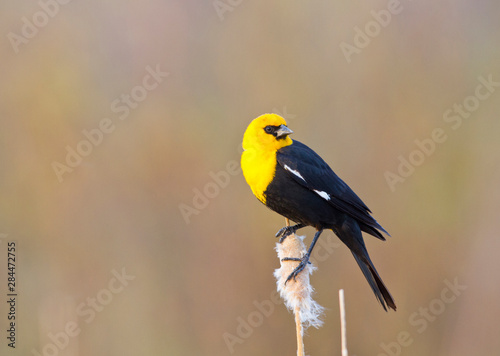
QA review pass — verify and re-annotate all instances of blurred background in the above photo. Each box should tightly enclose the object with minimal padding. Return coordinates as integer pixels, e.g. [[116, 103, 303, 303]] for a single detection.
[[1, 0, 499, 355]]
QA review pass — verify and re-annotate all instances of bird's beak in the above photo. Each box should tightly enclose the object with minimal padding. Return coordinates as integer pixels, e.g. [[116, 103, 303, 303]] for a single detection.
[[276, 125, 293, 138]]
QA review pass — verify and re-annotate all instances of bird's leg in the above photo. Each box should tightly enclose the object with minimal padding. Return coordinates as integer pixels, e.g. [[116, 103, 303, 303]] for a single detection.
[[275, 223, 306, 243], [282, 229, 323, 284]]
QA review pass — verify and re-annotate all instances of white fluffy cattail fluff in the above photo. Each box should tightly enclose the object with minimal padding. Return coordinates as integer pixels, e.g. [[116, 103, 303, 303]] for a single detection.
[[274, 233, 325, 332]]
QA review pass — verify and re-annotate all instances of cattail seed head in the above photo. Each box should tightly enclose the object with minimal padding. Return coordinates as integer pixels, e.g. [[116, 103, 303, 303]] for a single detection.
[[274, 233, 324, 331]]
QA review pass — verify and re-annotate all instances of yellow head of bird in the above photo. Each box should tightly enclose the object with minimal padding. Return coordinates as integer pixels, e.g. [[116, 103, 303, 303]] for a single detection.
[[242, 113, 293, 152]]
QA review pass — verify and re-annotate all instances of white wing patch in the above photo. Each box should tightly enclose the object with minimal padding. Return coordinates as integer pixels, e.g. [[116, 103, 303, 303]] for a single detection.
[[313, 189, 330, 201], [283, 164, 330, 201], [284, 164, 306, 182]]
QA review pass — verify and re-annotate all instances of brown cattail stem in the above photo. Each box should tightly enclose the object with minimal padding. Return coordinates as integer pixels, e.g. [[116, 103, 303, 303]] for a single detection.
[[295, 305, 305, 356], [275, 218, 324, 356], [339, 289, 348, 356]]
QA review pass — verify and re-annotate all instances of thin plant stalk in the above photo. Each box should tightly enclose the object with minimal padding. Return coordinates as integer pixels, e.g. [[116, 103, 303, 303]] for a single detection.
[[275, 218, 324, 356], [339, 289, 348, 356]]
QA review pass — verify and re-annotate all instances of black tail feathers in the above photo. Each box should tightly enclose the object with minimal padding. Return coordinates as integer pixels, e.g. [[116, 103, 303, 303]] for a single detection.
[[352, 253, 396, 311]]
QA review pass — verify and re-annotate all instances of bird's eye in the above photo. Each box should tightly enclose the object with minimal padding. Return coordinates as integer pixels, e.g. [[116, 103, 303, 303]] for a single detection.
[[264, 126, 273, 134]]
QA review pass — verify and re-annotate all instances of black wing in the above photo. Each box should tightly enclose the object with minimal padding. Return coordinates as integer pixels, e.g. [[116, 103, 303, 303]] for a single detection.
[[276, 140, 388, 239]]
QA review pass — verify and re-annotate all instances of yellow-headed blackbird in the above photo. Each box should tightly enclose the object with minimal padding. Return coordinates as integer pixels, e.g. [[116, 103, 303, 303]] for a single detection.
[[241, 113, 396, 311]]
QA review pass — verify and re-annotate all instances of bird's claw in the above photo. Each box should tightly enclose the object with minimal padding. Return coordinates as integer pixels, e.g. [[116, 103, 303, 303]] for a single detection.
[[281, 255, 311, 284], [275, 226, 290, 238], [275, 226, 295, 243]]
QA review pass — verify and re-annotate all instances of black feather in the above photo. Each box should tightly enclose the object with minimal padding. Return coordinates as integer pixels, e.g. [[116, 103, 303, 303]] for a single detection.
[[262, 139, 396, 311]]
